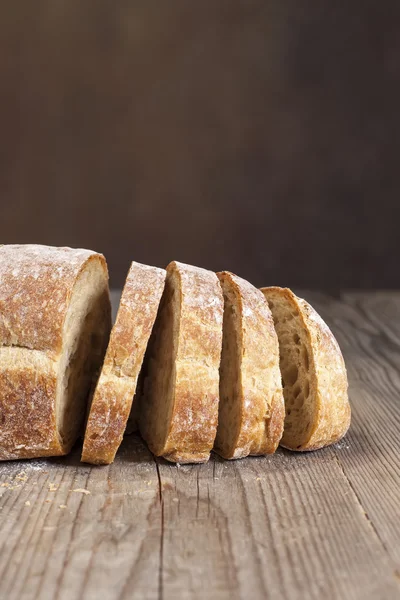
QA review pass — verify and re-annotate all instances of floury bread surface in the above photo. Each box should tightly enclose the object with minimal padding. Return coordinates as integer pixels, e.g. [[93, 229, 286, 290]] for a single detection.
[[139, 261, 223, 463], [215, 272, 284, 459], [82, 262, 166, 465], [261, 287, 351, 451], [0, 245, 111, 460]]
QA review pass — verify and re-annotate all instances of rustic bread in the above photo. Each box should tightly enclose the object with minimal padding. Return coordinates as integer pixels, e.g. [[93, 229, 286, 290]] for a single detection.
[[260, 287, 351, 451], [0, 244, 111, 460], [81, 262, 166, 465], [214, 272, 284, 459], [139, 261, 223, 463]]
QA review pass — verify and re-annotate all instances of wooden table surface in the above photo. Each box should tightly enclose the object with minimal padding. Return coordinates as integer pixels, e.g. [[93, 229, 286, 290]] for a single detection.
[[0, 291, 399, 600]]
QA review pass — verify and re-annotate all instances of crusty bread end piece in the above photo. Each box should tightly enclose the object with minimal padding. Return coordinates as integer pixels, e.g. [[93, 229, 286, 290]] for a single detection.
[[260, 287, 351, 451], [214, 272, 284, 459], [0, 245, 111, 460], [81, 262, 166, 465], [139, 261, 223, 463]]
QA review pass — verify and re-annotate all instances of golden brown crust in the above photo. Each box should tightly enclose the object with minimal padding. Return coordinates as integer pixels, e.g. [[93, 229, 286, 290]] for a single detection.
[[296, 295, 351, 450], [0, 355, 62, 459], [261, 287, 351, 451], [81, 262, 166, 465], [0, 244, 109, 460], [162, 261, 224, 463], [0, 245, 100, 357], [214, 272, 284, 459], [140, 261, 224, 463]]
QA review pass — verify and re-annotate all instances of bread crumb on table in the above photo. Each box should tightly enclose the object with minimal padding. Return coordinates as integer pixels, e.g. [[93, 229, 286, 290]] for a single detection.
[[48, 483, 58, 492], [1, 482, 21, 490], [71, 488, 91, 495], [59, 504, 67, 509], [24, 500, 31, 506]]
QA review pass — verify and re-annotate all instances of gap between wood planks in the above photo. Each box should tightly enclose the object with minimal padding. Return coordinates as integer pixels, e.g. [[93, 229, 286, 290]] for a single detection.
[[333, 450, 389, 556], [154, 456, 164, 600], [309, 291, 400, 575]]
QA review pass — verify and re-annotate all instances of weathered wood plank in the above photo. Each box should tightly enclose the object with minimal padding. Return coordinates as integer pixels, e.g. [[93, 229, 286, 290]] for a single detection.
[[0, 292, 399, 599], [0, 436, 161, 600], [309, 292, 400, 570], [157, 447, 399, 600]]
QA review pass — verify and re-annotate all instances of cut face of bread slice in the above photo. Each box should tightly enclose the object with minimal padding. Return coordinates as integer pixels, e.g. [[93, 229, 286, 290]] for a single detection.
[[214, 272, 284, 459], [0, 245, 111, 460], [260, 287, 351, 451], [81, 262, 166, 465], [139, 261, 223, 463]]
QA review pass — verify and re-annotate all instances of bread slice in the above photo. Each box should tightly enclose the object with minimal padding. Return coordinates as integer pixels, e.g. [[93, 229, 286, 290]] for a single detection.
[[214, 272, 284, 459], [81, 262, 166, 465], [0, 244, 111, 460], [138, 261, 223, 463], [260, 287, 351, 451]]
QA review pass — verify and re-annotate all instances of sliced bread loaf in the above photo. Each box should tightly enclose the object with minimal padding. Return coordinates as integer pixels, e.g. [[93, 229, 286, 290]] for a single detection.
[[81, 262, 166, 465], [260, 287, 351, 451], [214, 272, 284, 459], [0, 244, 111, 460], [139, 261, 223, 463]]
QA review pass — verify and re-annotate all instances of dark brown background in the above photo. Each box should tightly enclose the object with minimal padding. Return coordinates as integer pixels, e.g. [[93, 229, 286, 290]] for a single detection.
[[0, 1, 398, 289]]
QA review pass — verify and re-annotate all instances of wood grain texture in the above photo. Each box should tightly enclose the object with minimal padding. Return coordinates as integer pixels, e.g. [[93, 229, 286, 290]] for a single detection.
[[0, 291, 399, 599], [0, 436, 161, 600], [309, 292, 400, 568]]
